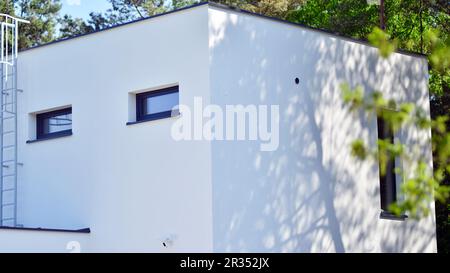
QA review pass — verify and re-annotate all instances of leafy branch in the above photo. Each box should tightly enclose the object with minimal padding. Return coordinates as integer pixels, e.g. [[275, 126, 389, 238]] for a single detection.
[[341, 27, 450, 219]]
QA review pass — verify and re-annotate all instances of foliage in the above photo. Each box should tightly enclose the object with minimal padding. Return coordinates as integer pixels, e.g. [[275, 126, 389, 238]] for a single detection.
[[0, 0, 61, 49], [342, 81, 450, 218], [57, 0, 205, 37], [57, 10, 120, 38], [341, 26, 450, 219], [58, 14, 91, 39], [367, 27, 397, 58], [286, 0, 379, 39], [214, 0, 307, 19], [96, 0, 202, 24], [83, 0, 308, 26]]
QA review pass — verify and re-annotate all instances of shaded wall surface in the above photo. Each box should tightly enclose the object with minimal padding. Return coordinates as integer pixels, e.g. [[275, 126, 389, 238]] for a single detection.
[[209, 6, 436, 253]]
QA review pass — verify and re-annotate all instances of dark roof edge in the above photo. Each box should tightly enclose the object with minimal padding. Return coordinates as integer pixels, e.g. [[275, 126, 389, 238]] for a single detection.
[[208, 2, 427, 59], [20, 1, 427, 59], [0, 226, 91, 234]]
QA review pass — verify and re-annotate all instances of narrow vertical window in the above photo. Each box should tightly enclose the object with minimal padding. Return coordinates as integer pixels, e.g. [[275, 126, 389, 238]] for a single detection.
[[377, 115, 397, 213]]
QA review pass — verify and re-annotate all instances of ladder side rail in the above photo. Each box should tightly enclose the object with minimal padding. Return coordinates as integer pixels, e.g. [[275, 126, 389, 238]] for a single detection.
[[13, 60, 17, 227], [0, 64, 3, 226], [5, 20, 8, 65], [1, 23, 4, 63], [14, 20, 18, 58]]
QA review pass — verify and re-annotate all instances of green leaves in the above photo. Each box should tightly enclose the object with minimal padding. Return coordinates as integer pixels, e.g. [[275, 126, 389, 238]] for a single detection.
[[341, 83, 364, 111], [287, 0, 379, 39], [0, 0, 62, 49], [341, 80, 450, 219], [390, 161, 450, 219], [425, 29, 450, 75], [351, 140, 367, 160], [58, 14, 93, 39], [368, 27, 398, 58], [425, 29, 450, 99]]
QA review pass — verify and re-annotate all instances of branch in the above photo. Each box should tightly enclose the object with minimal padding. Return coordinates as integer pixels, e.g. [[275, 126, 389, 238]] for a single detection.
[[131, 1, 144, 19]]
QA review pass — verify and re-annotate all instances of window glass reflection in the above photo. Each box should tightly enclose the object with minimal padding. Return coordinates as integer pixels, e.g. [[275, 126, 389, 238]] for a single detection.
[[143, 92, 179, 115], [43, 113, 72, 134]]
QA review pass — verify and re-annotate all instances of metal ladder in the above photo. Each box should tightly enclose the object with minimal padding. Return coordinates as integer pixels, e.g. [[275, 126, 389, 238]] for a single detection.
[[0, 62, 19, 227], [0, 14, 29, 227]]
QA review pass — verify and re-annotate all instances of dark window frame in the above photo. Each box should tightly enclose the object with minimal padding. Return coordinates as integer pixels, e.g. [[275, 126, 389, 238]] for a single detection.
[[36, 107, 72, 140], [377, 113, 406, 220], [136, 86, 179, 122]]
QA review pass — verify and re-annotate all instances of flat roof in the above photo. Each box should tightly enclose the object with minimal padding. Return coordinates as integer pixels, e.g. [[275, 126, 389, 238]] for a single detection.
[[21, 1, 426, 59]]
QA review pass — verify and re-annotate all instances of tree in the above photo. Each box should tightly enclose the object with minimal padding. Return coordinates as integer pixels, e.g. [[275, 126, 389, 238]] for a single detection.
[[58, 14, 92, 39], [106, 0, 195, 20], [214, 0, 307, 19], [286, 0, 379, 38], [0, 0, 14, 15], [56, 0, 308, 39], [0, 0, 62, 49], [56, 0, 205, 39], [96, 0, 308, 24], [58, 11, 119, 39]]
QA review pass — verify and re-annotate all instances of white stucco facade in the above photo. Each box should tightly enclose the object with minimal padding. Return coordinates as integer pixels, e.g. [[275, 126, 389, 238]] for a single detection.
[[0, 3, 437, 252]]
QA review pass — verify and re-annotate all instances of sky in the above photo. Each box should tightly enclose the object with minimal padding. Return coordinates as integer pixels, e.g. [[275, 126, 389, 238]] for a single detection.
[[60, 0, 111, 20]]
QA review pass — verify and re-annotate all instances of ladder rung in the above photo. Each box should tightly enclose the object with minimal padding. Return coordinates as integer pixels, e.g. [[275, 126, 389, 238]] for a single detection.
[[1, 218, 15, 222], [2, 88, 15, 92], [2, 145, 15, 149], [2, 102, 15, 106], [2, 116, 15, 120], [2, 160, 15, 163], [2, 131, 14, 134], [2, 174, 15, 178], [2, 188, 15, 192], [1, 203, 15, 207], [3, 111, 15, 115]]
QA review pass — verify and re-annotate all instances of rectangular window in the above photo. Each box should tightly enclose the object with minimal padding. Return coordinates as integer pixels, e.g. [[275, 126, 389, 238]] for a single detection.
[[136, 86, 179, 122], [377, 115, 397, 213], [36, 107, 72, 139]]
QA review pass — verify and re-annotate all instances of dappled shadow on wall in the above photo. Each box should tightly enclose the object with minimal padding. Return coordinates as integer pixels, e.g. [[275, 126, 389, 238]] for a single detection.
[[208, 11, 435, 253]]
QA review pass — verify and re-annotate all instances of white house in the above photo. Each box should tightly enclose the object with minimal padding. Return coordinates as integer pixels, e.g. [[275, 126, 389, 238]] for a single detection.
[[0, 2, 437, 253]]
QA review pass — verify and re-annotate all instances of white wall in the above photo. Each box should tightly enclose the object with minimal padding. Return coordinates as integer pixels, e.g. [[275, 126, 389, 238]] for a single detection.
[[208, 6, 436, 253], [8, 5, 213, 252], [0, 230, 90, 253]]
